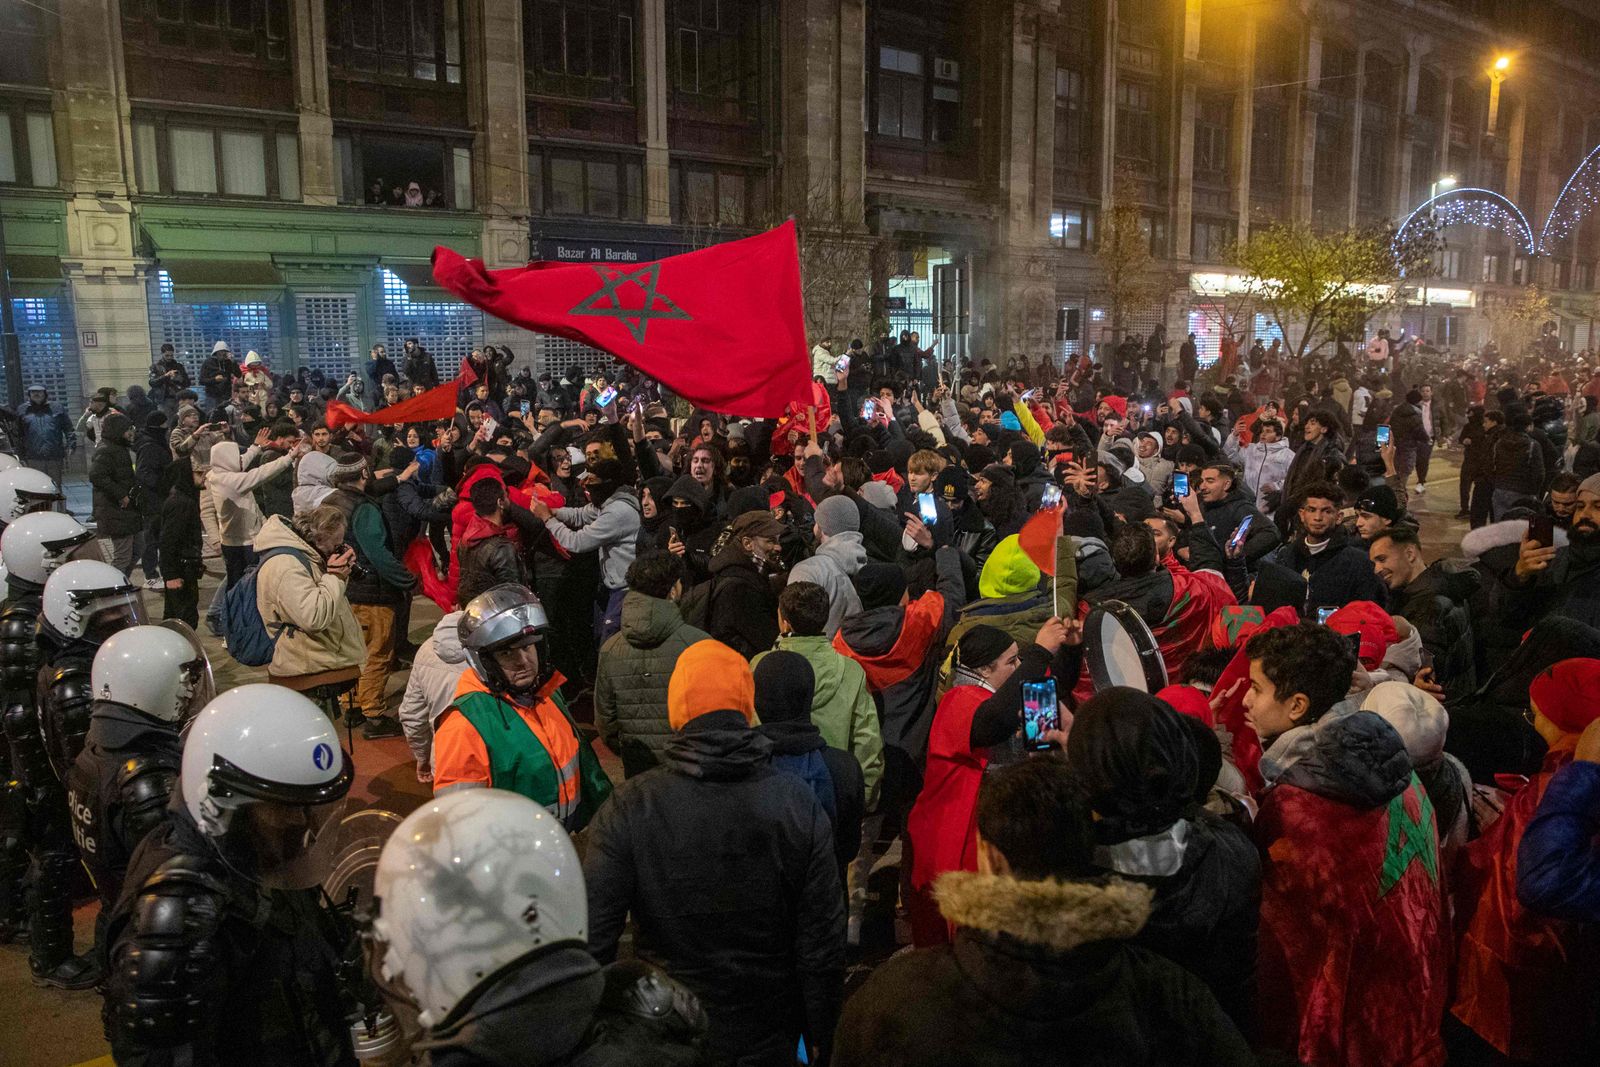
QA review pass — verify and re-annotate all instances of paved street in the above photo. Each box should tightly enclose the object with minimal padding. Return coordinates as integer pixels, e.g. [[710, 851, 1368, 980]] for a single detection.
[[0, 454, 1476, 1067]]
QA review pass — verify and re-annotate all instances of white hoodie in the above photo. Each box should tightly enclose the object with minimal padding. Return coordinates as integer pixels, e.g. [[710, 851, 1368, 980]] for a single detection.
[[205, 440, 294, 547], [292, 451, 338, 516], [397, 612, 469, 774]]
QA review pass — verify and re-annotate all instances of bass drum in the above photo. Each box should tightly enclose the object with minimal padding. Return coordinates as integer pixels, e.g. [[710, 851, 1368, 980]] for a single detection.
[[1085, 599, 1168, 694]]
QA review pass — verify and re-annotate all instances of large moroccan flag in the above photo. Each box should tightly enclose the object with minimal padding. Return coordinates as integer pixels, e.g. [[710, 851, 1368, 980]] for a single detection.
[[432, 221, 813, 418]]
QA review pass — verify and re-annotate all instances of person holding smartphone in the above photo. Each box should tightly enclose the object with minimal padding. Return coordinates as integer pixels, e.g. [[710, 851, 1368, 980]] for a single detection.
[[905, 618, 1076, 948]]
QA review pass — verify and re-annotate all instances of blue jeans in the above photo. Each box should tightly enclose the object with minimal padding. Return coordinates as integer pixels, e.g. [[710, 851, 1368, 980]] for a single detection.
[[595, 585, 626, 645]]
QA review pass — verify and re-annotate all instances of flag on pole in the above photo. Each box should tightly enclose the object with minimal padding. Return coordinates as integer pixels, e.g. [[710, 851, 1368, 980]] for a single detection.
[[326, 378, 459, 431], [1017, 505, 1066, 576], [432, 221, 813, 418]]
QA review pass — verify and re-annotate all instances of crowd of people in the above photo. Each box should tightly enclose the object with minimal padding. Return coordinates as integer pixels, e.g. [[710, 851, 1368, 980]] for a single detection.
[[0, 323, 1597, 1067]]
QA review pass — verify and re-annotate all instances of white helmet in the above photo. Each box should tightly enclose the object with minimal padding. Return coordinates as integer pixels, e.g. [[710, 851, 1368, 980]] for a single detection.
[[0, 453, 19, 472], [1, 511, 98, 586], [0, 467, 62, 526], [0, 557, 8, 601], [181, 684, 353, 884], [372, 790, 587, 1029], [92, 623, 214, 724], [41, 559, 146, 644]]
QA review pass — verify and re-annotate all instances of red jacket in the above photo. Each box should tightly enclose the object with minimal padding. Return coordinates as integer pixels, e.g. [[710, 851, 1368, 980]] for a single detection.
[[1450, 739, 1599, 1062], [905, 683, 990, 948], [1257, 777, 1448, 1067]]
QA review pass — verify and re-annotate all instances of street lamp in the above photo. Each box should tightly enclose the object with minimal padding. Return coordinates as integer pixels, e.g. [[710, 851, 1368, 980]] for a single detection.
[[1488, 54, 1512, 136], [1422, 176, 1457, 344]]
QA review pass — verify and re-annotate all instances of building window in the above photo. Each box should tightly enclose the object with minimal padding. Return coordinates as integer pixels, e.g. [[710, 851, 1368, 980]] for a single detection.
[[525, 0, 635, 101], [1115, 81, 1155, 165], [121, 0, 291, 63], [669, 0, 758, 107], [1437, 249, 1462, 280], [332, 129, 472, 208], [133, 116, 300, 200], [876, 46, 925, 140], [1049, 207, 1092, 250], [1055, 67, 1091, 167], [1192, 218, 1233, 262], [931, 76, 961, 144], [1578, 262, 1594, 291], [0, 106, 58, 188], [669, 162, 751, 226], [532, 149, 642, 220], [1251, 105, 1284, 184], [326, 0, 463, 84], [1482, 254, 1500, 283], [1357, 129, 1386, 208], [1195, 99, 1229, 180], [1139, 213, 1168, 258], [1512, 256, 1528, 285]]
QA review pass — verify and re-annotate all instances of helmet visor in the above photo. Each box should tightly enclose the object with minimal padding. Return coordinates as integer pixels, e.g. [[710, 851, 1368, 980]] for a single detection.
[[160, 619, 215, 724], [237, 796, 351, 890], [72, 586, 149, 643], [15, 486, 64, 518], [41, 528, 102, 573]]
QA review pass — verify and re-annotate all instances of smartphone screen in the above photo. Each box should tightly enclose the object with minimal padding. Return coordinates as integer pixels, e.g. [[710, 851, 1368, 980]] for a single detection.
[[1040, 484, 1064, 510], [1143, 403, 1154, 415], [1228, 514, 1253, 550], [1376, 425, 1392, 445], [1528, 513, 1555, 548], [520, 400, 531, 416], [861, 399, 877, 420], [1173, 471, 1190, 497], [1022, 679, 1059, 751], [596, 387, 617, 408], [834, 355, 850, 373], [916, 492, 938, 526], [1317, 606, 1336, 624]]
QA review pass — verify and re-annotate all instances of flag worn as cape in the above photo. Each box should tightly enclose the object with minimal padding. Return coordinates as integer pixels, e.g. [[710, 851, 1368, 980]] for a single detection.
[[433, 221, 813, 418], [326, 378, 459, 430]]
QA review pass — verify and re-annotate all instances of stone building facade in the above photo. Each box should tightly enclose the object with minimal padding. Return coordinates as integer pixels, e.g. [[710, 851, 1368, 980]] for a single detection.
[[4, 0, 1600, 407]]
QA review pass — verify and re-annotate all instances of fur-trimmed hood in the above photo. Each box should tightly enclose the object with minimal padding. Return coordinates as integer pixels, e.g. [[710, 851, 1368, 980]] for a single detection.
[[935, 870, 1153, 953], [1461, 518, 1567, 559]]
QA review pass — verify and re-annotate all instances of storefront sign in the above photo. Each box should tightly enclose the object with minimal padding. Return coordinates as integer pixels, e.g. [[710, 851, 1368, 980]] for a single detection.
[[535, 238, 689, 265]]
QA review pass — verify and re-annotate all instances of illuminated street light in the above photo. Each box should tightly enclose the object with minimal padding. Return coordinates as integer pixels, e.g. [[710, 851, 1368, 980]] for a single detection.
[[1494, 55, 1511, 71]]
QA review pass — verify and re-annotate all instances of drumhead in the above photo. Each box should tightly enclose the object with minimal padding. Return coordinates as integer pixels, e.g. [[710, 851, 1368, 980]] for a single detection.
[[1085, 599, 1168, 693]]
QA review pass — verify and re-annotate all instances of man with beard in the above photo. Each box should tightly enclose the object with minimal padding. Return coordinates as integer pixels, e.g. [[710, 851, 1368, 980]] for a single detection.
[[1368, 526, 1478, 700], [1546, 471, 1582, 530], [1190, 462, 1279, 568], [1263, 482, 1387, 616], [1505, 473, 1600, 629]]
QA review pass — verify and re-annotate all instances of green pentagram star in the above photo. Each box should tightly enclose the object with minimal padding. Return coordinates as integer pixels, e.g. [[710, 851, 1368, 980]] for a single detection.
[[568, 264, 692, 344]]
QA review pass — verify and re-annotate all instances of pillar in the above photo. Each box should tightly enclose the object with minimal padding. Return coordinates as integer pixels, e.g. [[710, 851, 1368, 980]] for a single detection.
[[1171, 0, 1201, 261], [467, 0, 529, 269], [1503, 93, 1526, 207], [1345, 46, 1366, 228], [57, 0, 151, 395], [640, 0, 671, 226], [1288, 24, 1321, 223], [977, 0, 1060, 362], [289, 0, 336, 206], [1392, 39, 1425, 219], [1233, 15, 1257, 245], [1099, 0, 1119, 209]]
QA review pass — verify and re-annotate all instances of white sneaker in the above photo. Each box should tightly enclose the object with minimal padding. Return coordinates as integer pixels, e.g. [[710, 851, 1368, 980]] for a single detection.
[[1415, 484, 1427, 494]]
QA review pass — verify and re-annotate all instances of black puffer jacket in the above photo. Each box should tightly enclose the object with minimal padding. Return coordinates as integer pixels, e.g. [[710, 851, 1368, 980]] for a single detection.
[[1265, 526, 1387, 615], [584, 711, 844, 1067], [1390, 560, 1480, 701], [704, 546, 780, 660], [1199, 485, 1279, 566], [832, 870, 1254, 1066], [90, 413, 143, 538]]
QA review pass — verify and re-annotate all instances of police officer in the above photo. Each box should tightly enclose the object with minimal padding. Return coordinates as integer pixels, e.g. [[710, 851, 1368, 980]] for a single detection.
[[104, 683, 359, 1065], [67, 624, 212, 923], [373, 789, 707, 1066], [0, 509, 101, 986], [0, 465, 63, 529], [37, 558, 147, 783]]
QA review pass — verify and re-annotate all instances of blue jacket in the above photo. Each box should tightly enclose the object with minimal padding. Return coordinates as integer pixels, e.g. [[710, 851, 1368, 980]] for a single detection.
[[18, 402, 75, 461], [1517, 759, 1600, 923]]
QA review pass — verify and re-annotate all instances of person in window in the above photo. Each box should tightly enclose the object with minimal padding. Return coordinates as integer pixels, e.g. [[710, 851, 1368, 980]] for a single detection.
[[424, 188, 444, 208], [367, 177, 387, 205], [405, 181, 424, 207]]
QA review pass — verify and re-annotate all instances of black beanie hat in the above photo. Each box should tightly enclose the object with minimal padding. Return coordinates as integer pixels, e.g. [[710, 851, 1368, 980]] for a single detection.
[[854, 562, 908, 610], [388, 446, 415, 470], [1356, 484, 1402, 523], [753, 651, 815, 724], [964, 444, 996, 471], [957, 624, 1014, 671], [1175, 444, 1207, 467]]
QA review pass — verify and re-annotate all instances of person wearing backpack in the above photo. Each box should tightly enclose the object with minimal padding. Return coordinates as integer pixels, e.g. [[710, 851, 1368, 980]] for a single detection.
[[251, 505, 365, 690]]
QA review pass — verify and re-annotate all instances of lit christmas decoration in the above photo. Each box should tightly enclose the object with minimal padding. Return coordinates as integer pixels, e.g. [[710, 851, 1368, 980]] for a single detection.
[[1537, 142, 1600, 251], [1396, 187, 1535, 255]]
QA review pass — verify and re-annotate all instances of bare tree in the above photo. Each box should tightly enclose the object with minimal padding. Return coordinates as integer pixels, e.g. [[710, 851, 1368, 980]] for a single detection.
[[1096, 172, 1164, 345], [789, 183, 874, 342]]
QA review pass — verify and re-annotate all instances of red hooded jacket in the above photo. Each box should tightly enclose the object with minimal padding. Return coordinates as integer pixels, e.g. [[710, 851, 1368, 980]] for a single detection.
[[904, 683, 990, 948]]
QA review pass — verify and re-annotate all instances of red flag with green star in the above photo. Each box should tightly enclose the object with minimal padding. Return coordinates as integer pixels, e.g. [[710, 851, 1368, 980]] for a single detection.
[[432, 221, 813, 418]]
